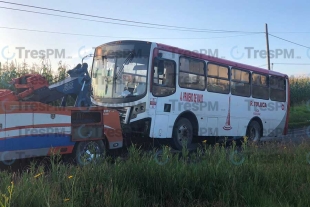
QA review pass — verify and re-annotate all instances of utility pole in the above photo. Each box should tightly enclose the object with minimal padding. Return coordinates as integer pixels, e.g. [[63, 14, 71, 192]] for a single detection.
[[265, 23, 271, 70]]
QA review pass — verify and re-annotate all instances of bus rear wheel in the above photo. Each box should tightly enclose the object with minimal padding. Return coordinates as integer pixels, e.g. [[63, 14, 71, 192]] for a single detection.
[[171, 118, 193, 150], [246, 120, 261, 142]]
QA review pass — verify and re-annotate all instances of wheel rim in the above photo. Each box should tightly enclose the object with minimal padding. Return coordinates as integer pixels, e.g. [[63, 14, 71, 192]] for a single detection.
[[177, 124, 191, 146], [79, 142, 103, 164]]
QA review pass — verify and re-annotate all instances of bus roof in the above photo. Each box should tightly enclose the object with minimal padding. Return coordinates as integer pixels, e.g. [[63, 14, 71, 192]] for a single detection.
[[156, 42, 288, 78]]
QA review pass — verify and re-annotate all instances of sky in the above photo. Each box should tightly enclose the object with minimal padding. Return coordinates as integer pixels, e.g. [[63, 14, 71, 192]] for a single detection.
[[1, 0, 310, 77]]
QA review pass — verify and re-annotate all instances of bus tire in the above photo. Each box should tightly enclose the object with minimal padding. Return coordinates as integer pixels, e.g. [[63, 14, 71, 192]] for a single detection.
[[73, 140, 106, 166], [246, 120, 261, 142], [171, 118, 193, 150]]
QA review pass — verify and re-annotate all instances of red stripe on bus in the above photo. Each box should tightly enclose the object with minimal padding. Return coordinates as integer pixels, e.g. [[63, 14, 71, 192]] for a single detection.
[[2, 123, 71, 132], [0, 133, 71, 140], [47, 145, 74, 155]]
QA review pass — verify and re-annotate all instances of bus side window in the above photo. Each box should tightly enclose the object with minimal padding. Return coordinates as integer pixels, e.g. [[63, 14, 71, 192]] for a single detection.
[[179, 57, 205, 90], [165, 61, 176, 88], [231, 68, 250, 97], [270, 76, 286, 102], [206, 63, 230, 94], [252, 73, 269, 100], [152, 59, 176, 97]]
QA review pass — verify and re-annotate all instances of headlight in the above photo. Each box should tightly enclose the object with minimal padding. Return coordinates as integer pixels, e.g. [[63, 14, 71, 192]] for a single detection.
[[130, 102, 146, 119]]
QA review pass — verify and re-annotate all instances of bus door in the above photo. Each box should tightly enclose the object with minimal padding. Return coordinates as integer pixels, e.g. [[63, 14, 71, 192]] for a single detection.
[[150, 50, 178, 138]]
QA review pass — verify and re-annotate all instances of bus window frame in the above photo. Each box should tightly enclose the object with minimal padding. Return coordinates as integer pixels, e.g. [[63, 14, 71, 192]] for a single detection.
[[230, 67, 252, 98], [251, 72, 270, 100], [151, 58, 177, 97], [206, 61, 231, 94], [178, 56, 206, 91], [269, 75, 286, 102]]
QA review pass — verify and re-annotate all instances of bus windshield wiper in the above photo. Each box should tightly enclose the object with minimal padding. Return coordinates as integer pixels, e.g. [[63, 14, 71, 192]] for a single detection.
[[114, 51, 135, 80]]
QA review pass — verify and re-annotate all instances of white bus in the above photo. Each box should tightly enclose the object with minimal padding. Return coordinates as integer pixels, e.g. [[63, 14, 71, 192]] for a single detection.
[[90, 40, 290, 150]]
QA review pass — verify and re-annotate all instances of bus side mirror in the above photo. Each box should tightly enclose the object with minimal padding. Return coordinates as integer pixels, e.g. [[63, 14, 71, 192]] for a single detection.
[[155, 57, 164, 75]]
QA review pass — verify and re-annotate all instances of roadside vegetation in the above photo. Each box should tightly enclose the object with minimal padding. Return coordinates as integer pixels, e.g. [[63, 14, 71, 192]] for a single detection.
[[0, 60, 68, 89], [1, 141, 310, 207], [289, 104, 310, 128], [289, 75, 310, 128], [0, 60, 74, 106]]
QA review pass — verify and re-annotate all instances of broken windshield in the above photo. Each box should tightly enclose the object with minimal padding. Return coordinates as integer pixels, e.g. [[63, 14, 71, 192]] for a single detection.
[[91, 41, 151, 102]]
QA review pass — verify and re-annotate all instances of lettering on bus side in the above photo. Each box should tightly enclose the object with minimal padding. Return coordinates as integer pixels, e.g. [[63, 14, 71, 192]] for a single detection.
[[180, 92, 203, 103], [250, 101, 267, 108]]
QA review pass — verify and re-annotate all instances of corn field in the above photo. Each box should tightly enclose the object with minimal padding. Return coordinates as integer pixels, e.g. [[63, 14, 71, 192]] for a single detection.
[[0, 60, 72, 106], [0, 59, 68, 86], [0, 61, 309, 106], [289, 75, 310, 106]]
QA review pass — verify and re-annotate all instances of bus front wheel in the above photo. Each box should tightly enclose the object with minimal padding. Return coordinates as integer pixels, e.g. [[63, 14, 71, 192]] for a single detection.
[[171, 118, 193, 150], [246, 120, 261, 142]]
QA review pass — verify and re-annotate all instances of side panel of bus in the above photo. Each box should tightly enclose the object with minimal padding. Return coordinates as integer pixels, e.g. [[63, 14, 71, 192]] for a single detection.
[[149, 47, 288, 139]]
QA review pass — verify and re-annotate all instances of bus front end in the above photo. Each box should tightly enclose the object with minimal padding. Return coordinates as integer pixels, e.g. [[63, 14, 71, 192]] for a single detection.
[[90, 40, 154, 139]]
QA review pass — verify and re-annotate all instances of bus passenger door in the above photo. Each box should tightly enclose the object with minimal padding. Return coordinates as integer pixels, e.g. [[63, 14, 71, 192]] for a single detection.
[[150, 50, 178, 138]]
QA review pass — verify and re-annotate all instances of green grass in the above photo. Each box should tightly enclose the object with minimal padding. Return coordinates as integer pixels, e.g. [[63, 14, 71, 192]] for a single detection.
[[288, 103, 310, 128], [1, 142, 310, 207]]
